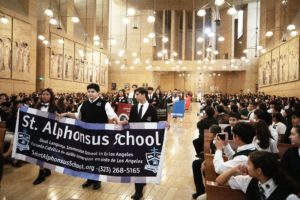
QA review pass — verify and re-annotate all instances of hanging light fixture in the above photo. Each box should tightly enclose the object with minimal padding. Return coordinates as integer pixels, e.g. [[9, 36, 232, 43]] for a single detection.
[[127, 8, 136, 16], [218, 36, 225, 42], [71, 16, 80, 23], [265, 31, 274, 37], [287, 24, 296, 31], [49, 17, 58, 25], [0, 16, 8, 24], [197, 9, 206, 17], [147, 15, 155, 23], [227, 6, 237, 15], [215, 0, 225, 6], [44, 9, 53, 17]]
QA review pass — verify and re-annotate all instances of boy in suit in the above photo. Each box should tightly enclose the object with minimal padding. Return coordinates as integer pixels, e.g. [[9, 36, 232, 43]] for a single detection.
[[129, 87, 158, 200]]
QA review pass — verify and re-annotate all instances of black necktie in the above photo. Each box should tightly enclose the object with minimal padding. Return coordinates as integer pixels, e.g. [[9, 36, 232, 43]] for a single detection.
[[41, 103, 48, 108], [258, 184, 266, 200], [138, 105, 143, 119]]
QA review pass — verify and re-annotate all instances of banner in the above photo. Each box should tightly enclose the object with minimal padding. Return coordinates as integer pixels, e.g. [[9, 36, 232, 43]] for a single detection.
[[157, 108, 168, 121], [171, 100, 185, 118], [13, 106, 167, 184], [117, 103, 132, 121]]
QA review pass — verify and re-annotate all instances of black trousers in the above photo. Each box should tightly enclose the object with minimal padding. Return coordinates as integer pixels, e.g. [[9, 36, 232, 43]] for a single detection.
[[193, 135, 204, 155], [192, 159, 205, 194], [135, 183, 146, 194]]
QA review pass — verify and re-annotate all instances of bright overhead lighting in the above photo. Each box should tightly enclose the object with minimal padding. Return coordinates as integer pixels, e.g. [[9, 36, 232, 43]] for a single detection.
[[204, 57, 209, 62], [206, 47, 212, 52], [243, 49, 248, 53], [197, 60, 202, 64], [287, 24, 296, 31], [231, 59, 235, 62], [218, 36, 225, 42], [94, 40, 100, 46], [215, 0, 225, 6], [165, 60, 170, 64], [197, 66, 201, 70], [205, 27, 211, 34], [211, 60, 216, 64], [38, 35, 45, 41], [123, 17, 130, 24], [213, 50, 219, 55], [173, 52, 178, 57], [162, 49, 168, 54], [241, 56, 246, 61], [148, 32, 155, 38], [44, 9, 53, 17], [105, 59, 109, 64], [197, 37, 204, 42], [157, 52, 163, 57], [197, 50, 202, 55], [0, 17, 9, 24], [72, 16, 80, 23], [143, 38, 149, 43], [290, 30, 298, 37], [178, 60, 182, 64], [197, 9, 206, 17], [147, 15, 155, 23], [49, 17, 58, 25], [265, 31, 274, 37], [58, 39, 64, 44], [93, 35, 100, 41], [227, 7, 237, 15], [162, 37, 169, 43], [208, 32, 216, 37], [118, 50, 125, 57], [132, 52, 137, 57], [261, 49, 266, 53], [115, 60, 120, 64], [121, 64, 125, 69], [156, 66, 160, 70], [127, 8, 136, 16], [257, 45, 263, 50], [43, 40, 49, 45], [145, 60, 150, 64], [222, 66, 227, 69], [245, 59, 249, 62], [111, 39, 117, 44]]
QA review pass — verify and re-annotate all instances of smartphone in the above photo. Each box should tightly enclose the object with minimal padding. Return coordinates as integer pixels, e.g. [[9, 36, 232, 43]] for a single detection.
[[217, 133, 226, 140]]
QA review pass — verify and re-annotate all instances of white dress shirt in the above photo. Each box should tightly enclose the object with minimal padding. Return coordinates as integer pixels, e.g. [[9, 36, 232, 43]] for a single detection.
[[137, 101, 149, 118], [76, 97, 117, 120], [228, 176, 300, 200], [272, 121, 287, 135], [269, 125, 279, 143], [252, 137, 279, 153], [213, 143, 256, 174], [40, 102, 49, 112]]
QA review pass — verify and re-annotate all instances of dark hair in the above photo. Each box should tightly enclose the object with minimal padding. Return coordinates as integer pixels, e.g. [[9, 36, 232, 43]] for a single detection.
[[291, 110, 300, 118], [209, 124, 221, 134], [249, 151, 300, 194], [255, 109, 272, 126], [257, 103, 267, 112], [42, 88, 55, 105], [228, 112, 240, 119], [232, 122, 255, 144], [135, 87, 148, 96], [132, 84, 137, 88], [22, 97, 32, 104], [147, 87, 154, 91], [230, 104, 239, 113], [272, 112, 285, 123], [57, 97, 66, 113], [254, 119, 272, 149], [216, 105, 226, 113], [205, 106, 215, 117], [12, 100, 21, 107], [87, 83, 100, 92]]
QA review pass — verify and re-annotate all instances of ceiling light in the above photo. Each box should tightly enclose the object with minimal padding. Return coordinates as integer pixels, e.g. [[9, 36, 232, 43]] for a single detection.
[[165, 60, 170, 64], [217, 73, 221, 76], [218, 36, 225, 42], [123, 17, 130, 24], [44, 9, 53, 17], [208, 32, 216, 37], [162, 37, 169, 43], [157, 52, 163, 57], [197, 67, 201, 70], [227, 7, 237, 15], [287, 24, 296, 31], [231, 59, 235, 62], [204, 57, 209, 62], [222, 66, 227, 69], [178, 60, 182, 64], [58, 39, 64, 44], [243, 49, 248, 53], [170, 58, 174, 62], [130, 66, 134, 70], [49, 17, 58, 25], [211, 60, 216, 64], [147, 15, 155, 23], [72, 16, 80, 23], [205, 27, 211, 34], [0, 17, 9, 24], [105, 59, 109, 64], [197, 9, 206, 17], [121, 64, 125, 69], [209, 67, 213, 70], [162, 49, 168, 54], [145, 60, 150, 64], [132, 52, 137, 57], [206, 47, 211, 52], [127, 8, 136, 16], [215, 0, 225, 6], [143, 38, 149, 43], [115, 60, 120, 64], [290, 30, 298, 37], [203, 65, 207, 69], [261, 49, 266, 53], [197, 37, 204, 42], [94, 40, 100, 46], [111, 39, 117, 44], [148, 32, 155, 38], [245, 59, 249, 62], [43, 40, 49, 45], [197, 50, 202, 55], [156, 66, 160, 70], [257, 45, 263, 50], [241, 56, 246, 61], [197, 60, 202, 64], [93, 35, 100, 41], [173, 52, 178, 57], [38, 35, 45, 41], [265, 31, 274, 37], [213, 50, 219, 55]]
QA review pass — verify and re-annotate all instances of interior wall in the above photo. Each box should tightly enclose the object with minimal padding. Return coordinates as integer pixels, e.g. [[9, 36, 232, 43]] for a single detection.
[[0, 0, 37, 95]]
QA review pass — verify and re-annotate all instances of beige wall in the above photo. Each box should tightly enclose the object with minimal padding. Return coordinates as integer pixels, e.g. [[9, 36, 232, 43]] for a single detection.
[[0, 0, 37, 95]]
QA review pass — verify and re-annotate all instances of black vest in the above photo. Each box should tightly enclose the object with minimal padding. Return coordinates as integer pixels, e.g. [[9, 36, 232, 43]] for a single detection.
[[232, 149, 256, 158], [80, 98, 108, 123], [246, 179, 291, 200]]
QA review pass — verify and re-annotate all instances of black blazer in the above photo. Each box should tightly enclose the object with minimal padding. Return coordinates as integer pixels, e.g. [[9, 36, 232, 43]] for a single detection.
[[129, 103, 158, 122]]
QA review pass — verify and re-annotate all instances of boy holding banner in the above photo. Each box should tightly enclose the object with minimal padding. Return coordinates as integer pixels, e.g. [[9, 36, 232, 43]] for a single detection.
[[60, 83, 124, 190], [129, 87, 159, 200]]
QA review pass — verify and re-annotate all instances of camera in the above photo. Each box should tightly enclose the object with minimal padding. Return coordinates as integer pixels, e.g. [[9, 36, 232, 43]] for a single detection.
[[217, 133, 226, 141]]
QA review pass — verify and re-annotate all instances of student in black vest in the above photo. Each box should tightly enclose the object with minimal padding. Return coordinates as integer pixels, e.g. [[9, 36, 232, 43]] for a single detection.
[[216, 151, 300, 200], [147, 87, 154, 105], [129, 87, 158, 200], [33, 88, 60, 185], [60, 83, 124, 190], [213, 122, 256, 174]]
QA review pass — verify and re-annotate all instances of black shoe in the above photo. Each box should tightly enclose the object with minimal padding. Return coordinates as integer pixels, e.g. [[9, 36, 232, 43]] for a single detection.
[[131, 193, 143, 200], [82, 179, 94, 188], [192, 193, 200, 199], [44, 169, 51, 177], [93, 181, 101, 190], [33, 170, 46, 185], [11, 160, 22, 168]]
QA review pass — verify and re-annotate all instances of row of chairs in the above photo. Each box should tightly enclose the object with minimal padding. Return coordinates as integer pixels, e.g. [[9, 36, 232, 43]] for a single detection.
[[202, 128, 294, 200]]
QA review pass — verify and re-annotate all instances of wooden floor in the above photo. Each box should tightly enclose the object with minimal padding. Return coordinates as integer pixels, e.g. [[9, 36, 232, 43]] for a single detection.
[[0, 103, 200, 200]]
